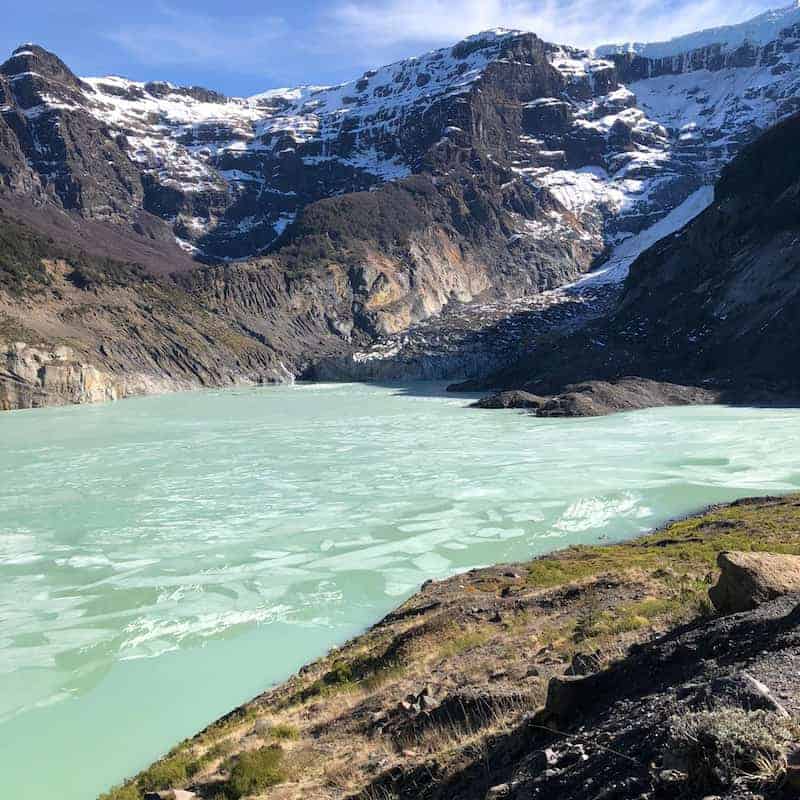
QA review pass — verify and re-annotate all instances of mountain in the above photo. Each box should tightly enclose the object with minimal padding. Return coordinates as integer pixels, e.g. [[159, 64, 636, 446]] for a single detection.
[[4, 4, 800, 408]]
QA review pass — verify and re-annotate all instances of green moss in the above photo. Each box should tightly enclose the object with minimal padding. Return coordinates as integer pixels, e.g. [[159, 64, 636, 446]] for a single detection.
[[438, 629, 492, 659], [526, 557, 599, 588], [526, 497, 800, 593], [224, 745, 286, 799]]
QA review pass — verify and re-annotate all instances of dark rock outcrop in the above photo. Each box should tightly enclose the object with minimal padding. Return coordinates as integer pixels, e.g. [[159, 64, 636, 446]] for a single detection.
[[474, 390, 545, 410], [515, 594, 800, 800], [533, 378, 718, 417]]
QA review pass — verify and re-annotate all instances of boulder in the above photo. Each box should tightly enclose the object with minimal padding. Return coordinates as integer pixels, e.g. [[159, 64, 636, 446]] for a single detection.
[[542, 673, 602, 722], [703, 673, 789, 716], [566, 651, 603, 676], [474, 391, 544, 410], [708, 551, 800, 614]]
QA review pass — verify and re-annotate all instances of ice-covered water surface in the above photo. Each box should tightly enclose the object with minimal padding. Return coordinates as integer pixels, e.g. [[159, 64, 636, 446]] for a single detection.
[[2, 383, 800, 798]]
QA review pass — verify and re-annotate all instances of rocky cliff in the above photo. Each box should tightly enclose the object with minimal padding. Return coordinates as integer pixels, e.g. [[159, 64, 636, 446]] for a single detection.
[[0, 213, 304, 409], [469, 108, 800, 414]]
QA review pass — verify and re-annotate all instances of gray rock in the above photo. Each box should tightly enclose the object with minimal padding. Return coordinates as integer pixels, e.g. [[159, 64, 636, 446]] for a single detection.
[[567, 651, 603, 676], [703, 672, 789, 716], [543, 673, 602, 722], [531, 747, 560, 772]]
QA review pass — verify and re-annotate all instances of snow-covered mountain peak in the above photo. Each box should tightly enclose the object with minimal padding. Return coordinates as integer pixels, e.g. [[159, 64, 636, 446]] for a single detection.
[[22, 28, 537, 259], [597, 2, 800, 59], [458, 28, 525, 43]]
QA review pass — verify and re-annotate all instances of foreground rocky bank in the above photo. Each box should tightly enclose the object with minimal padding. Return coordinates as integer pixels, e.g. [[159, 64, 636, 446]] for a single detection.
[[102, 495, 800, 800]]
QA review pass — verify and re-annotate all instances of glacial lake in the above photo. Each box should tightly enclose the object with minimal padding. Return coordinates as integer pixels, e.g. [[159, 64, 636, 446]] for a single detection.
[[2, 382, 800, 799]]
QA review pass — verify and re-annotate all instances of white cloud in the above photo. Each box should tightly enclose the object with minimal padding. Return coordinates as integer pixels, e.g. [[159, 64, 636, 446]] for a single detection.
[[107, 4, 289, 69], [331, 0, 774, 51], [103, 0, 781, 89]]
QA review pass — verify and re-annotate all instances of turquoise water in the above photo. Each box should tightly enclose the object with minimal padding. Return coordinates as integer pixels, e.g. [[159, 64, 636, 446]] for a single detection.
[[2, 383, 800, 799]]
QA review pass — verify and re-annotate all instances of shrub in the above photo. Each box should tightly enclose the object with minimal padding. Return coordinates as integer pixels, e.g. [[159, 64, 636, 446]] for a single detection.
[[324, 659, 354, 686], [98, 784, 140, 800], [667, 709, 798, 791], [225, 745, 286, 799], [0, 216, 146, 296], [0, 218, 53, 294], [138, 751, 193, 791], [286, 651, 402, 705]]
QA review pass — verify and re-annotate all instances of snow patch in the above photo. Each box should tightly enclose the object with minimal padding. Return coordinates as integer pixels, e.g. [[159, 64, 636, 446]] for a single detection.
[[573, 185, 714, 287], [597, 2, 800, 60]]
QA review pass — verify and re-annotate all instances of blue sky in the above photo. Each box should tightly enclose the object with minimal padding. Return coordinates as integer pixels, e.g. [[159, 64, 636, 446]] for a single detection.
[[0, 0, 785, 96]]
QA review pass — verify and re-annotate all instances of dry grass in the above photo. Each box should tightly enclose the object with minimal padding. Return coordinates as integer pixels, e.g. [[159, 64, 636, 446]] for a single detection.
[[668, 709, 800, 791]]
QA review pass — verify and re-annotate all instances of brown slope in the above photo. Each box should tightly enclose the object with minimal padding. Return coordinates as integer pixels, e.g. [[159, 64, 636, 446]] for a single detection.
[[0, 213, 329, 409]]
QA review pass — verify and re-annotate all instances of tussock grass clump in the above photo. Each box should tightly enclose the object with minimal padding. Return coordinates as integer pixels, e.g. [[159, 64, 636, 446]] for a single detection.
[[224, 744, 287, 799], [437, 629, 492, 659], [99, 745, 207, 799], [269, 722, 300, 740], [668, 709, 799, 791], [206, 739, 236, 760], [286, 650, 404, 706], [138, 750, 196, 792]]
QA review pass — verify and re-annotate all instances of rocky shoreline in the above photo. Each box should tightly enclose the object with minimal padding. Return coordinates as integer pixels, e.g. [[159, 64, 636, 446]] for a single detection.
[[101, 494, 800, 800]]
